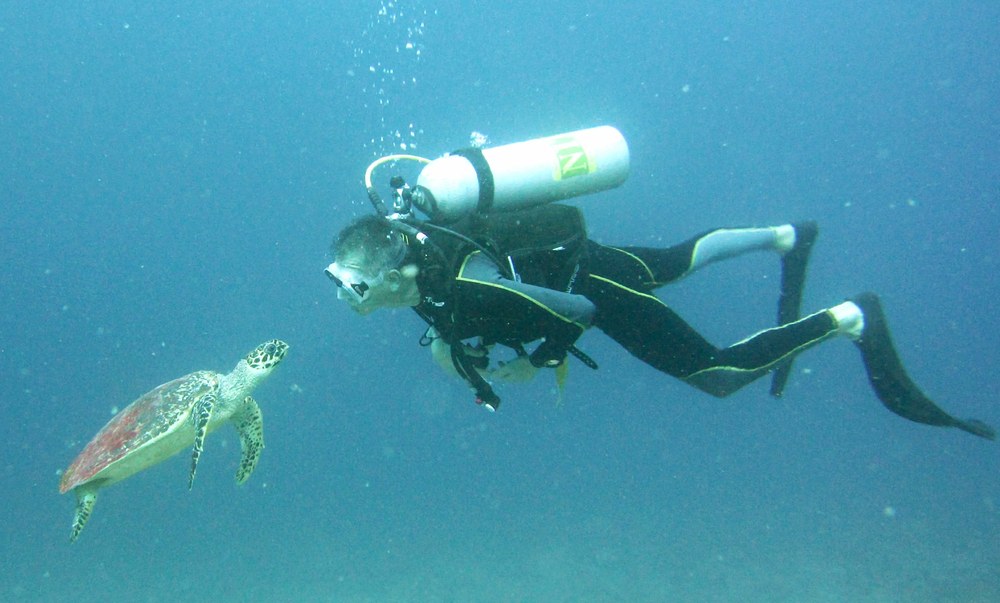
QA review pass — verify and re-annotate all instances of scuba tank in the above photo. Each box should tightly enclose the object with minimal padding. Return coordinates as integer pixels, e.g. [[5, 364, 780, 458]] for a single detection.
[[410, 125, 629, 223]]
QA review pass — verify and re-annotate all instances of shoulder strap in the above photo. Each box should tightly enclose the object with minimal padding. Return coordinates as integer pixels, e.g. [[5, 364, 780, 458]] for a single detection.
[[450, 148, 496, 214]]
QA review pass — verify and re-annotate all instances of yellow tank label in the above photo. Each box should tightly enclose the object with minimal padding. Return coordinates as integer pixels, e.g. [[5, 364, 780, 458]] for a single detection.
[[550, 135, 595, 180]]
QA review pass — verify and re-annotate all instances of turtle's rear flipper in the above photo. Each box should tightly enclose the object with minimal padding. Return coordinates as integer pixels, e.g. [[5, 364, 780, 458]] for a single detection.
[[770, 221, 818, 397], [233, 395, 264, 484], [189, 392, 217, 489], [852, 292, 995, 440], [70, 487, 98, 543]]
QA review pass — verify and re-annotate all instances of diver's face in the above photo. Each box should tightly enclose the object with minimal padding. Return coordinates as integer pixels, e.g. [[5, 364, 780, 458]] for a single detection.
[[325, 257, 419, 314]]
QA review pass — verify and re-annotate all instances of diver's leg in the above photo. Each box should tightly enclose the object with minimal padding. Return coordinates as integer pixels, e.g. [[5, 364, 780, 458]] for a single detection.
[[671, 290, 995, 439], [588, 266, 874, 397], [585, 272, 721, 379], [586, 272, 852, 393], [588, 263, 994, 437], [848, 293, 994, 440], [602, 223, 818, 395], [607, 224, 800, 287], [682, 308, 845, 397]]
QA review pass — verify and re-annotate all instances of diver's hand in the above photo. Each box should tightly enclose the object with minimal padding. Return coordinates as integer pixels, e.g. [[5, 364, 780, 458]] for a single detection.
[[489, 355, 539, 383], [430, 336, 461, 378], [429, 329, 488, 380]]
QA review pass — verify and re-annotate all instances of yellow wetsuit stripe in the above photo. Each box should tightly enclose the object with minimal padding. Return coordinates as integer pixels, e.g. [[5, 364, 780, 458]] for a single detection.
[[685, 309, 838, 379], [587, 273, 666, 305], [603, 246, 660, 286]]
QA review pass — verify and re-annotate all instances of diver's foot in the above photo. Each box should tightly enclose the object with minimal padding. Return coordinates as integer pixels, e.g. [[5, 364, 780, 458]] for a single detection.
[[770, 221, 820, 397], [850, 292, 995, 440], [782, 221, 818, 269]]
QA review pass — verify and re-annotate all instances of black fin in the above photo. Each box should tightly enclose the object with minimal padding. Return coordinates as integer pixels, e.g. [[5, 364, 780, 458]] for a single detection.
[[770, 221, 819, 397], [852, 292, 994, 441]]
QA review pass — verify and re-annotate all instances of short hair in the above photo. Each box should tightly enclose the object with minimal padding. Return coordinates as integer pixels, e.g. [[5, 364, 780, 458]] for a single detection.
[[331, 215, 409, 273]]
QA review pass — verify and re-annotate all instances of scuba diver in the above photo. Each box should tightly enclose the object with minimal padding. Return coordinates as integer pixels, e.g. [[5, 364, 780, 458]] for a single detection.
[[325, 126, 994, 440]]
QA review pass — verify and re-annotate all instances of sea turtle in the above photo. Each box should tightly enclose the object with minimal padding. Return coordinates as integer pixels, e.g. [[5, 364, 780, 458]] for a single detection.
[[59, 339, 289, 543]]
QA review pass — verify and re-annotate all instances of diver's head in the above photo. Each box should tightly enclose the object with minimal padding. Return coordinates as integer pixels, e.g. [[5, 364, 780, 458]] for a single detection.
[[327, 215, 420, 314]]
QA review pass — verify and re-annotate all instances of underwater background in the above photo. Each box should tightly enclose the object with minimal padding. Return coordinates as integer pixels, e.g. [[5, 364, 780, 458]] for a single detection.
[[2, 1, 998, 601]]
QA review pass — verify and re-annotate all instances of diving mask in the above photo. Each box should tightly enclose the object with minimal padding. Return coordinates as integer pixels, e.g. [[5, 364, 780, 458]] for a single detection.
[[324, 262, 385, 304]]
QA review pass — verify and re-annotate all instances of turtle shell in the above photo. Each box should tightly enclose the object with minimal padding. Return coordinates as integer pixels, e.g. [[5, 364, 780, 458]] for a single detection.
[[60, 370, 220, 493]]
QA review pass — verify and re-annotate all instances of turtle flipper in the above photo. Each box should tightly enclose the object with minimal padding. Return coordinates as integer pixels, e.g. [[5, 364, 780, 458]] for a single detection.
[[70, 486, 98, 543], [189, 391, 217, 490], [233, 395, 265, 484]]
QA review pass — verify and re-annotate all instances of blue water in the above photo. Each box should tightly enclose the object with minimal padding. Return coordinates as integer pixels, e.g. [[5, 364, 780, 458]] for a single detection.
[[2, 2, 998, 601]]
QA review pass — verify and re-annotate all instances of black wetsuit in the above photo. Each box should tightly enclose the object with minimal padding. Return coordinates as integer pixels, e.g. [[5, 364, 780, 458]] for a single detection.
[[582, 240, 839, 397], [406, 212, 995, 439], [414, 226, 839, 399]]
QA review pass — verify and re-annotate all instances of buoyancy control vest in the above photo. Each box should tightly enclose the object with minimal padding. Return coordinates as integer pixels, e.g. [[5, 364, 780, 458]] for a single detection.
[[441, 203, 588, 289], [408, 204, 590, 411]]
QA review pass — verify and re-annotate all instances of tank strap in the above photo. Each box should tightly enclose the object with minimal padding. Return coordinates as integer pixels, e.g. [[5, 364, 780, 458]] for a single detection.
[[451, 148, 495, 214]]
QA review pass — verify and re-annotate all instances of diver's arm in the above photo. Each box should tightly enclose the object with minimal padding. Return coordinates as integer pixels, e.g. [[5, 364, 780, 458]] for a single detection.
[[455, 253, 594, 367]]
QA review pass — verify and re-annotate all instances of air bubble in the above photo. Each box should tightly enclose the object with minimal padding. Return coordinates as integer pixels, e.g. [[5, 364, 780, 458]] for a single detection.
[[349, 1, 432, 157]]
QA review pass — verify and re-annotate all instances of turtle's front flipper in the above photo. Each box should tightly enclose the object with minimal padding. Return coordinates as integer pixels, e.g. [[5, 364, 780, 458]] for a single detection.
[[70, 486, 98, 543], [233, 395, 265, 484], [189, 391, 217, 489]]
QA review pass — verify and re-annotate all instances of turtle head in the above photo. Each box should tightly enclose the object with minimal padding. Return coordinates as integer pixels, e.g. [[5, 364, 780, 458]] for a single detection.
[[246, 339, 289, 371], [224, 339, 290, 397]]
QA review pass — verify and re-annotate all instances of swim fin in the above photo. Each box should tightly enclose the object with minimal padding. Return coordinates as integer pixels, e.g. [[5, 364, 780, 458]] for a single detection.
[[770, 221, 819, 397], [851, 292, 995, 440]]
